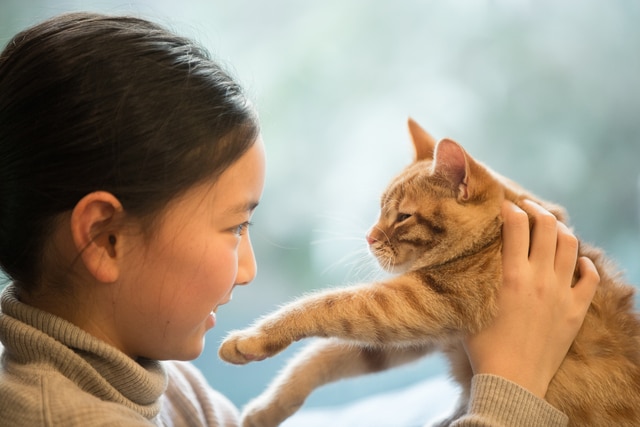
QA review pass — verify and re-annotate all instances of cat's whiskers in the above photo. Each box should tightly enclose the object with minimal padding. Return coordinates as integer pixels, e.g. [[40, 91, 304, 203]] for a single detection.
[[345, 248, 386, 283], [311, 220, 387, 283], [322, 248, 376, 281], [310, 232, 365, 245], [381, 252, 398, 274]]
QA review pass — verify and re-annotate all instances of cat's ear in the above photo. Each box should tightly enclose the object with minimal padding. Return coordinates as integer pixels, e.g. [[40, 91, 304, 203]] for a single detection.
[[433, 138, 470, 200], [408, 118, 436, 161]]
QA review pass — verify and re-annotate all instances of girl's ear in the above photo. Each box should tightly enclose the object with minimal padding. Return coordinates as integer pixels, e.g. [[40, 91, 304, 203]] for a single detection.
[[407, 117, 437, 161], [70, 191, 124, 283]]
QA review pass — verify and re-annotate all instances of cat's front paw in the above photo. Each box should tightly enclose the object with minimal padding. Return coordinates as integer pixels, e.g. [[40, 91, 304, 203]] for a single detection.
[[218, 330, 270, 365], [241, 393, 304, 427]]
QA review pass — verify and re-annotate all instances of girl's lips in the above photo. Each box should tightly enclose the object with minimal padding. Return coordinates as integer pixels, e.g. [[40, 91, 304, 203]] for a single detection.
[[206, 311, 216, 329], [211, 295, 233, 315], [209, 294, 233, 329]]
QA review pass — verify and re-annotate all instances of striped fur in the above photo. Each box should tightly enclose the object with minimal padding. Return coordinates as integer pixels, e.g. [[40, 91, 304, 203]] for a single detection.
[[219, 119, 640, 427]]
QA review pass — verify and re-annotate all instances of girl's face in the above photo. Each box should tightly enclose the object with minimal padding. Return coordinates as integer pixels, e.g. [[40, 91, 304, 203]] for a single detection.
[[111, 138, 266, 360]]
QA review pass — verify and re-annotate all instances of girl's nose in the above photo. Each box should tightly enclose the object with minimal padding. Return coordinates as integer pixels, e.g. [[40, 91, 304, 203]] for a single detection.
[[236, 236, 257, 286]]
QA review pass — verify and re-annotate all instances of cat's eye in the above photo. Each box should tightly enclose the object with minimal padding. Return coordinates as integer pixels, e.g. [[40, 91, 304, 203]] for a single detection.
[[396, 213, 412, 223]]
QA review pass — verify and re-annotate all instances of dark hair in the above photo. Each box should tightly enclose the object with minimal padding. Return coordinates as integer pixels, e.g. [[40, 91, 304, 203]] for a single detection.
[[0, 12, 259, 291]]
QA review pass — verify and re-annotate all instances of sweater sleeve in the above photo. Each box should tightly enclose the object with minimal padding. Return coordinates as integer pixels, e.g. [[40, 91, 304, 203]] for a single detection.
[[450, 374, 568, 427], [160, 361, 240, 427]]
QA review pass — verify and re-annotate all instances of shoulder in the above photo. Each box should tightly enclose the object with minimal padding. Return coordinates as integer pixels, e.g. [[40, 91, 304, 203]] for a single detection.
[[0, 361, 151, 426], [162, 360, 239, 426], [0, 359, 49, 425]]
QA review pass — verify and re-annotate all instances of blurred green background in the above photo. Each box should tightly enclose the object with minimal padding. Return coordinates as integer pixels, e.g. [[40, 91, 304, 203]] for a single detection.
[[1, 0, 639, 413]]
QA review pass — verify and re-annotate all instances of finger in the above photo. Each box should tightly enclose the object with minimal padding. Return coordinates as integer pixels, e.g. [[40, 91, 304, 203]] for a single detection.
[[573, 257, 599, 306], [501, 201, 530, 266], [554, 222, 579, 280], [519, 200, 558, 266]]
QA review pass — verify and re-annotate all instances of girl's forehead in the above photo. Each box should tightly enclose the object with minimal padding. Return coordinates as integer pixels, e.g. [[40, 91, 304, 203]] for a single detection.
[[193, 139, 266, 211]]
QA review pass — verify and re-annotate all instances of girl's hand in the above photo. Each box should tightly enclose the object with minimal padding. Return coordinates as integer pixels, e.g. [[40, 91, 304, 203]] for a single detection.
[[464, 200, 599, 398]]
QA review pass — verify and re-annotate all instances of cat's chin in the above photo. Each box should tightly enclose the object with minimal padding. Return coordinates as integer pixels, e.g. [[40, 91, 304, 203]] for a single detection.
[[379, 261, 413, 275], [370, 250, 416, 274]]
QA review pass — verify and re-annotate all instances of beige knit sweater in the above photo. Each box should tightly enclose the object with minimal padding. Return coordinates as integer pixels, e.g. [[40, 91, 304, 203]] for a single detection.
[[0, 285, 237, 426], [0, 284, 567, 426]]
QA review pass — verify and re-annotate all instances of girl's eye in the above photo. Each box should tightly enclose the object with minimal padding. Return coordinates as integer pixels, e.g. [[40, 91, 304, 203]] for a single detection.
[[233, 221, 252, 236], [396, 213, 412, 223]]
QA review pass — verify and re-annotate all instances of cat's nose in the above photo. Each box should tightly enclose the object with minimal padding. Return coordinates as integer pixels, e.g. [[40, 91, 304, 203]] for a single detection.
[[366, 233, 377, 245]]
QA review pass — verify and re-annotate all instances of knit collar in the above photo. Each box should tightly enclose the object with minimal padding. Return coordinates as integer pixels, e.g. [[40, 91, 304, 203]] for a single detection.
[[0, 284, 168, 420]]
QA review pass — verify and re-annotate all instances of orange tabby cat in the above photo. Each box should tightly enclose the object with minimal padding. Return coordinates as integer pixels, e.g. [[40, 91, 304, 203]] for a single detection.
[[219, 119, 640, 427]]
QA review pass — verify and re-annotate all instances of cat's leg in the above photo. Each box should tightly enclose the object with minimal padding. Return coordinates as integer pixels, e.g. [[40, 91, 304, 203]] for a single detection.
[[241, 338, 435, 427], [428, 340, 472, 426], [219, 277, 484, 365]]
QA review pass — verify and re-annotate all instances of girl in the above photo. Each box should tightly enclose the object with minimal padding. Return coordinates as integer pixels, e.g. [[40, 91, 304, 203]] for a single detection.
[[0, 12, 599, 426]]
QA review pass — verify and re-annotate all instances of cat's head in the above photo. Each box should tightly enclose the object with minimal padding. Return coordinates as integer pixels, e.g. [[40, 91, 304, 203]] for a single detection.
[[366, 118, 563, 274]]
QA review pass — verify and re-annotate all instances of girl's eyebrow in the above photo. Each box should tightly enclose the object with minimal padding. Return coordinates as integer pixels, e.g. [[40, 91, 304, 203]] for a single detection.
[[226, 201, 260, 216]]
